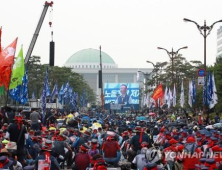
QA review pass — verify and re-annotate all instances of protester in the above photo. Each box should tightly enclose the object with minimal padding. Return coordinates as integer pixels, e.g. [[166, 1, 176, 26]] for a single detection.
[[0, 105, 221, 170], [30, 109, 40, 131], [6, 115, 28, 166]]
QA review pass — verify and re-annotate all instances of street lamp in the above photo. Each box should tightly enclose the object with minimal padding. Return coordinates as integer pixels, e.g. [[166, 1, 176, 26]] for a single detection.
[[146, 61, 155, 68], [183, 18, 222, 71], [184, 18, 222, 116], [157, 46, 188, 85]]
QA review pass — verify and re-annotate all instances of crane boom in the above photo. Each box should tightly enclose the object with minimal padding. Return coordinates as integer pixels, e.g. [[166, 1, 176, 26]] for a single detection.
[[25, 1, 53, 65]]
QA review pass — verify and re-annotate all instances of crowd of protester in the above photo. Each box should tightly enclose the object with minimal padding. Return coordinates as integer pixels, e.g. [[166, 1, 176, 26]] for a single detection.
[[0, 106, 222, 170]]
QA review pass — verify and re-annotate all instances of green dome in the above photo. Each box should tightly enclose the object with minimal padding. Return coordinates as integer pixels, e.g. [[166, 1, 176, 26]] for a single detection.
[[66, 48, 116, 64]]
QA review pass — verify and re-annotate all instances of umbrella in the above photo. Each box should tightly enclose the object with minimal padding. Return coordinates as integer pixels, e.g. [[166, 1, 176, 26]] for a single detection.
[[136, 116, 147, 121], [149, 112, 156, 116], [81, 116, 91, 123], [213, 123, 222, 129], [205, 125, 214, 129], [199, 129, 211, 136]]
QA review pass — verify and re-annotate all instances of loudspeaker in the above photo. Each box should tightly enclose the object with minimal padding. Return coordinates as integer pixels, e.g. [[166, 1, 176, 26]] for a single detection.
[[49, 41, 55, 66], [98, 70, 102, 88]]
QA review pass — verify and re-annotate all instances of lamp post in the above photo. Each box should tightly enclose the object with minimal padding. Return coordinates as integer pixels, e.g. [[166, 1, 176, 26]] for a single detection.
[[183, 18, 222, 116], [183, 18, 222, 71], [157, 46, 188, 86]]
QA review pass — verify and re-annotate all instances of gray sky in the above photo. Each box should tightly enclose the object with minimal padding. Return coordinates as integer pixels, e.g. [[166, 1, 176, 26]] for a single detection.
[[1, 0, 222, 68]]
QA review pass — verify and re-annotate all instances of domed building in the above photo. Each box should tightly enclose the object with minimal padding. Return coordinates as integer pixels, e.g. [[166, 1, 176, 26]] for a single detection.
[[65, 48, 152, 105], [65, 48, 118, 69]]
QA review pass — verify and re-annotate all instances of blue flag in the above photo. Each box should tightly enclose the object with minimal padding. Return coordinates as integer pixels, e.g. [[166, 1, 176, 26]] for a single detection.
[[9, 85, 21, 102], [50, 83, 58, 103], [207, 72, 213, 106], [41, 68, 49, 123], [58, 84, 64, 104], [192, 79, 196, 105], [9, 69, 28, 104], [19, 70, 28, 104]]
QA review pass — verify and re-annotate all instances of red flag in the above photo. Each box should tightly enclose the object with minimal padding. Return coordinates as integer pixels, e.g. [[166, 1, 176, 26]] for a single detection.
[[0, 27, 2, 53], [152, 84, 164, 101], [0, 38, 18, 89]]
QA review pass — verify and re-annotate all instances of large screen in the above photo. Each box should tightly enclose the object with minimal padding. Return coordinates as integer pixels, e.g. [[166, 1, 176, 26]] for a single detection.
[[104, 83, 139, 111]]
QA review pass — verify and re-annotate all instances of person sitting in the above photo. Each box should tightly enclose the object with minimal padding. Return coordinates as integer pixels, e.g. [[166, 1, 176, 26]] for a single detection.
[[35, 145, 60, 170], [102, 134, 121, 166], [132, 142, 149, 170], [73, 144, 90, 170]]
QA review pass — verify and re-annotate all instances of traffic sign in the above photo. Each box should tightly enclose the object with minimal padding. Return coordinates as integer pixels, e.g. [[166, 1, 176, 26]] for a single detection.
[[198, 77, 204, 86], [197, 68, 206, 77]]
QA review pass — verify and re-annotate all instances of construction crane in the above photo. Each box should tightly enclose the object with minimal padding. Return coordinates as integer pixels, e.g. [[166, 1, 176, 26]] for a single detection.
[[24, 1, 53, 65]]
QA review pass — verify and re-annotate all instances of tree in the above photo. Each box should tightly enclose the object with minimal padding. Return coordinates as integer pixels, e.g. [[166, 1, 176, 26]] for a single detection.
[[146, 55, 203, 110], [212, 57, 222, 112], [0, 56, 96, 106]]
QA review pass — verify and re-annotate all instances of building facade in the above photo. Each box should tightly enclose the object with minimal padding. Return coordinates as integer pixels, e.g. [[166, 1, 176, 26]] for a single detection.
[[64, 48, 152, 103], [217, 26, 222, 58]]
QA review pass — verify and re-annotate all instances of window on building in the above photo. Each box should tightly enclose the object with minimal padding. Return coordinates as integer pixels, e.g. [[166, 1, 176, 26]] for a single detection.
[[86, 65, 88, 68]]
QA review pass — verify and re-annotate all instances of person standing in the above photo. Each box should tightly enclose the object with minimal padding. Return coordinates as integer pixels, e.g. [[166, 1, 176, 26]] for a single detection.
[[6, 115, 28, 166], [30, 109, 40, 131]]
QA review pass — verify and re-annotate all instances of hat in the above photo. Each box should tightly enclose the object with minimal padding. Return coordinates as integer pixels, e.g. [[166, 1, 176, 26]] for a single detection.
[[122, 131, 128, 137], [141, 141, 148, 148], [41, 145, 52, 152], [56, 134, 66, 141], [80, 144, 89, 152], [0, 148, 11, 157], [5, 142, 17, 151], [45, 140, 52, 145], [13, 115, 24, 121], [211, 145, 221, 152], [177, 145, 184, 151], [0, 156, 13, 169], [169, 139, 178, 145], [24, 165, 35, 170], [83, 130, 91, 137], [91, 139, 98, 143], [186, 136, 195, 143], [133, 126, 142, 133], [2, 139, 9, 145], [160, 127, 165, 132]]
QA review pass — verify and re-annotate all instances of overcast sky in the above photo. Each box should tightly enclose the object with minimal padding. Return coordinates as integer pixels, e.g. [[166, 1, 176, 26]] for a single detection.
[[1, 0, 222, 68]]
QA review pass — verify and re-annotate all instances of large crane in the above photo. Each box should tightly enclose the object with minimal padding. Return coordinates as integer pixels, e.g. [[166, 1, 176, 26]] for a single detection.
[[25, 1, 53, 65]]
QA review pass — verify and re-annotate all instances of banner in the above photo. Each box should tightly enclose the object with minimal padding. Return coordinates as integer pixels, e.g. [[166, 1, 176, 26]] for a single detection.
[[9, 47, 25, 89]]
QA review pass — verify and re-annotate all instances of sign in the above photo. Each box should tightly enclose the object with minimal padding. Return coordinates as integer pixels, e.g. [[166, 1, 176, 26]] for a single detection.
[[104, 83, 139, 110], [198, 77, 204, 85], [198, 68, 206, 77]]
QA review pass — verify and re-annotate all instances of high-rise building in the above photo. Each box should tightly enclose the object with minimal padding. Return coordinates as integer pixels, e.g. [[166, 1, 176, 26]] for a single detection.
[[217, 26, 222, 58]]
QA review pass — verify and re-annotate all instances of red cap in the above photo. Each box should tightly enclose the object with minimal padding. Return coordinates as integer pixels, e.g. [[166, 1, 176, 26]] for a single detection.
[[160, 127, 165, 132], [212, 145, 221, 152], [169, 139, 178, 145], [186, 136, 195, 143], [177, 145, 184, 151]]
